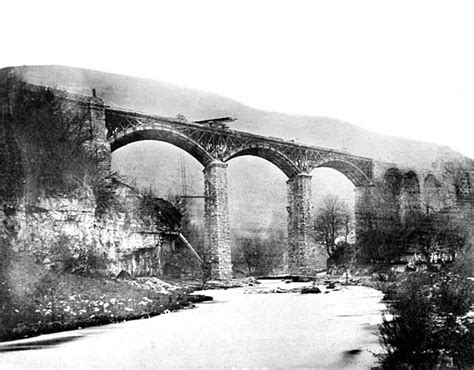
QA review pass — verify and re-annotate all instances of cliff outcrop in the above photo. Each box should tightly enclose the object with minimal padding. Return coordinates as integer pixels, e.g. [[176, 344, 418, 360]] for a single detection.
[[0, 77, 173, 277]]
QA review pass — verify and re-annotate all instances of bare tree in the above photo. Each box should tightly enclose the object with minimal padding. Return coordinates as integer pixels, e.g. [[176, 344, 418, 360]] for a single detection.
[[232, 228, 286, 276], [314, 196, 351, 255], [314, 195, 354, 274]]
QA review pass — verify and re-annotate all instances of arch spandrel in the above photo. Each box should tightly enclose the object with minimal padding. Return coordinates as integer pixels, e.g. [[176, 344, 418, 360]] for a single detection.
[[316, 159, 373, 187], [110, 126, 215, 168], [224, 147, 301, 178], [225, 146, 373, 184]]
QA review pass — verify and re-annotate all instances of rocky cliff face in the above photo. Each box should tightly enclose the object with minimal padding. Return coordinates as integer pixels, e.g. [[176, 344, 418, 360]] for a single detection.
[[11, 186, 166, 277], [0, 79, 173, 277]]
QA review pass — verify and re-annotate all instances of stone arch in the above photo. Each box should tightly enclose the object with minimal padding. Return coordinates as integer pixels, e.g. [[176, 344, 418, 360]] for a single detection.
[[425, 173, 441, 187], [400, 170, 421, 221], [224, 146, 300, 178], [424, 174, 442, 214], [109, 126, 214, 168], [402, 171, 420, 194], [317, 159, 372, 187]]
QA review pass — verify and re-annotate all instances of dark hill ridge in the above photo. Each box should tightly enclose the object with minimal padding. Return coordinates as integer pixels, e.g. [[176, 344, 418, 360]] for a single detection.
[[1, 65, 465, 167]]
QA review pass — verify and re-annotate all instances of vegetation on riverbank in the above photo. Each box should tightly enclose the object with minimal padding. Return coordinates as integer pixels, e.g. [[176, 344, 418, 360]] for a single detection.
[[0, 253, 209, 342], [376, 271, 473, 369]]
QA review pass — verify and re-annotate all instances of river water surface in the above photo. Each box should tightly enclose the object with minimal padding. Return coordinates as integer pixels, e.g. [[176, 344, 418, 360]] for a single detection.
[[0, 280, 385, 369]]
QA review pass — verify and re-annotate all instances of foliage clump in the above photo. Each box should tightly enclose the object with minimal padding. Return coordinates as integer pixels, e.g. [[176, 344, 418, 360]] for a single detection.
[[7, 83, 106, 201], [232, 229, 286, 276], [357, 210, 468, 268], [378, 271, 473, 369]]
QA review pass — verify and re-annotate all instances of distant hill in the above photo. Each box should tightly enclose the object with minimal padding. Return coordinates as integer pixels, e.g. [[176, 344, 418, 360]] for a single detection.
[[3, 65, 464, 166], [1, 65, 467, 237]]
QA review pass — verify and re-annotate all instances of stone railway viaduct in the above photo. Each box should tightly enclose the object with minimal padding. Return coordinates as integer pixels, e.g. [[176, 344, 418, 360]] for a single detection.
[[94, 99, 471, 280], [3, 83, 472, 279], [105, 106, 375, 279]]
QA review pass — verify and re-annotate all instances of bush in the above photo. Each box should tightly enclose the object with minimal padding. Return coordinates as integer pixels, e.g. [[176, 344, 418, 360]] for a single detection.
[[232, 230, 286, 276], [378, 271, 473, 368], [62, 248, 108, 276], [357, 209, 468, 270]]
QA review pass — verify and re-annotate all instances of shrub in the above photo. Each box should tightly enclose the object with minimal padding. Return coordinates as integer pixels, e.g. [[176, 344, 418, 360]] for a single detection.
[[378, 271, 473, 368], [232, 230, 286, 276]]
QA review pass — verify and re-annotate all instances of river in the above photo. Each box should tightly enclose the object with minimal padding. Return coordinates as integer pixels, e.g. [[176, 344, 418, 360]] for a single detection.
[[0, 280, 385, 369]]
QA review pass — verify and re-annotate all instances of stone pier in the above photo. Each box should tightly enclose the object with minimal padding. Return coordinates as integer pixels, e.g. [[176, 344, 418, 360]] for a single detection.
[[287, 174, 317, 275], [354, 185, 377, 239], [203, 160, 232, 280]]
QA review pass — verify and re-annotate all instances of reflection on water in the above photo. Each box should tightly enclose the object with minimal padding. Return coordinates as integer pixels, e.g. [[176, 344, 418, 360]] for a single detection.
[[0, 335, 83, 352], [0, 280, 385, 369]]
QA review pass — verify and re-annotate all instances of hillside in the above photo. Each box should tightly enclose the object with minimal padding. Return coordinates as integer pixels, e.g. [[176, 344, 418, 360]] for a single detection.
[[1, 65, 466, 236], [3, 65, 464, 166]]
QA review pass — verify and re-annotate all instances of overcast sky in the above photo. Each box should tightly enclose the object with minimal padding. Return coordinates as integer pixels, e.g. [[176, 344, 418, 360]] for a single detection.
[[2, 0, 473, 158]]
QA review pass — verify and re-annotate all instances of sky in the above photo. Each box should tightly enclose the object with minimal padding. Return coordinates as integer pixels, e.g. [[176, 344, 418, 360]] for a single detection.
[[1, 0, 473, 158]]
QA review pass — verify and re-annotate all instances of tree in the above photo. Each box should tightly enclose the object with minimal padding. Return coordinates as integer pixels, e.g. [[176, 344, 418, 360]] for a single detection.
[[314, 195, 354, 272], [232, 229, 286, 276]]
